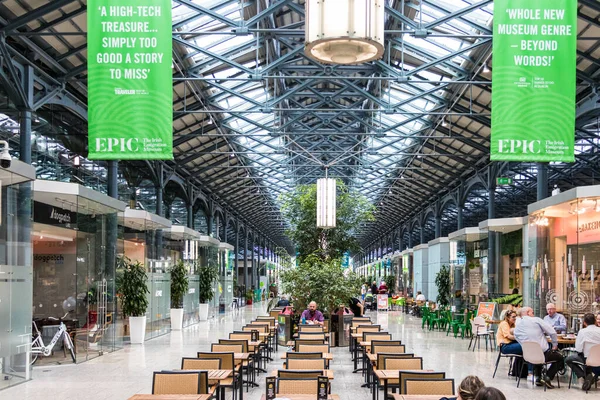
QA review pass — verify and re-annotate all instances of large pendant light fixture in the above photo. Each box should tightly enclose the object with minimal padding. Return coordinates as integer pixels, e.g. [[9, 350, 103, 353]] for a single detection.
[[317, 173, 336, 229], [305, 0, 385, 65]]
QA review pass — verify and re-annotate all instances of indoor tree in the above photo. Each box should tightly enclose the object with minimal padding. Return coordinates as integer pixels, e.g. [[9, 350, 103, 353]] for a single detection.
[[435, 265, 451, 308]]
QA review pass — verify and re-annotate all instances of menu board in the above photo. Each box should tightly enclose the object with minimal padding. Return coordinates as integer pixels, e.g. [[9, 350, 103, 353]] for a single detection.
[[476, 302, 497, 320], [377, 294, 388, 311]]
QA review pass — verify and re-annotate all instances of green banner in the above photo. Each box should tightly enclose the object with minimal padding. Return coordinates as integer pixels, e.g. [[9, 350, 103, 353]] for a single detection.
[[491, 0, 576, 162], [88, 1, 172, 160]]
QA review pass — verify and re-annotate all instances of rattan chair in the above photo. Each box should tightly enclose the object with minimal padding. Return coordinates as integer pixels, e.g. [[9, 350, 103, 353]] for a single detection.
[[255, 317, 276, 327], [286, 352, 324, 359], [298, 325, 324, 333], [277, 377, 319, 395], [212, 343, 244, 353], [229, 332, 254, 341], [197, 352, 239, 400], [363, 332, 392, 342], [399, 371, 446, 394], [376, 353, 415, 369], [286, 358, 327, 370], [384, 357, 423, 370], [181, 357, 221, 370], [371, 341, 405, 355], [404, 378, 454, 395], [243, 325, 269, 333], [353, 317, 371, 323], [278, 370, 324, 379], [295, 339, 326, 349], [357, 325, 381, 335], [269, 310, 281, 319], [297, 344, 330, 354], [298, 333, 327, 340], [219, 339, 249, 353], [152, 371, 205, 395]]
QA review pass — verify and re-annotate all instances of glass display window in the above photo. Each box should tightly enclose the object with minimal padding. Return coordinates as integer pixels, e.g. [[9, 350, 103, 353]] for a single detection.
[[527, 186, 600, 330], [449, 227, 487, 306]]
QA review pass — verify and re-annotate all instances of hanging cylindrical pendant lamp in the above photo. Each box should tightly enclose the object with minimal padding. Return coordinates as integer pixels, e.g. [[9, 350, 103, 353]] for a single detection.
[[317, 177, 336, 229], [305, 0, 385, 65]]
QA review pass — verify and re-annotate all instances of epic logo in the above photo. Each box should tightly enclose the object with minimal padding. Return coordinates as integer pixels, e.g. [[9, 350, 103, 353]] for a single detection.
[[95, 138, 139, 152], [498, 139, 541, 154]]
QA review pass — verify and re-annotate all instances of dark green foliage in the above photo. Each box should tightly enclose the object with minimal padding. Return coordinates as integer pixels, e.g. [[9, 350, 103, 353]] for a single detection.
[[117, 257, 149, 317], [198, 262, 219, 303], [384, 274, 397, 293], [501, 230, 523, 256], [492, 294, 523, 306], [170, 260, 189, 309], [435, 265, 451, 308], [280, 181, 375, 262]]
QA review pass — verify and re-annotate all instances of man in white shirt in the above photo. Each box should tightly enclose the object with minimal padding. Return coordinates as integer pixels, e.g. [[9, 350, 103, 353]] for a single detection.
[[565, 313, 600, 391], [543, 303, 567, 333], [415, 291, 426, 301], [514, 307, 564, 389]]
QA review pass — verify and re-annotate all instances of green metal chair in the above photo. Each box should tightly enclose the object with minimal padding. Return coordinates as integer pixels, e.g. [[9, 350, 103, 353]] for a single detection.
[[421, 307, 431, 330], [456, 310, 473, 339]]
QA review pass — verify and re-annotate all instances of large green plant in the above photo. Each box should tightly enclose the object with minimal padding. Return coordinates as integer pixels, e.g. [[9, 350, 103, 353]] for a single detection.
[[280, 252, 361, 315], [280, 181, 375, 262], [435, 265, 451, 308], [117, 257, 149, 317], [384, 274, 397, 293], [169, 260, 189, 309], [197, 262, 219, 303], [492, 294, 523, 307]]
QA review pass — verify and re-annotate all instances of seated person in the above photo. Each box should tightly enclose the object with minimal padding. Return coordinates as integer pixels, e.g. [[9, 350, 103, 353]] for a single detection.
[[349, 297, 364, 316], [543, 303, 567, 333], [300, 301, 324, 326], [277, 295, 290, 307], [496, 310, 526, 377], [440, 375, 485, 400], [415, 291, 426, 301], [565, 313, 600, 391], [378, 281, 388, 294]]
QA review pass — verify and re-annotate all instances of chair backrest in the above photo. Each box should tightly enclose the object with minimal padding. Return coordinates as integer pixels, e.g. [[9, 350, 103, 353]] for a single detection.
[[353, 317, 371, 323], [298, 325, 324, 333], [277, 377, 319, 395], [211, 343, 243, 353], [298, 333, 326, 340], [384, 357, 423, 370], [377, 353, 415, 368], [586, 344, 600, 367], [472, 316, 488, 334], [352, 321, 373, 329], [270, 310, 281, 319], [243, 325, 269, 333], [219, 339, 248, 352], [405, 378, 454, 396], [520, 341, 546, 365], [256, 316, 276, 326], [399, 371, 446, 394], [363, 332, 392, 342], [181, 357, 221, 370], [230, 332, 253, 341], [152, 371, 204, 394], [357, 325, 381, 334], [198, 352, 234, 371], [286, 352, 324, 359], [251, 321, 271, 328], [278, 370, 324, 379], [297, 344, 330, 354], [287, 358, 326, 370], [371, 340, 404, 355], [295, 339, 326, 348]]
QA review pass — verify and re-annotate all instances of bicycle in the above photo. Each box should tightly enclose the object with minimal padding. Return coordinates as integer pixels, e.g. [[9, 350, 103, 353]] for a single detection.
[[31, 318, 76, 365]]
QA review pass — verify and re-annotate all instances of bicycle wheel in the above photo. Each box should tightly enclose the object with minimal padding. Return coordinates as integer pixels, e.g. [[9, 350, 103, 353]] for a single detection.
[[64, 334, 76, 363], [30, 353, 39, 365]]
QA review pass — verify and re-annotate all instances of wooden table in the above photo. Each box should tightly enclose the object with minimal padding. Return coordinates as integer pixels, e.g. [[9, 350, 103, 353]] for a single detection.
[[207, 369, 233, 382], [270, 369, 334, 380], [234, 353, 251, 364], [281, 352, 334, 360], [128, 396, 211, 400], [259, 395, 340, 400], [375, 370, 433, 400]]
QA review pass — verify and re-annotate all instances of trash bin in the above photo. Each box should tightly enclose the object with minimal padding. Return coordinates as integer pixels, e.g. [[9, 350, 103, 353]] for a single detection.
[[277, 313, 293, 346], [331, 307, 353, 347]]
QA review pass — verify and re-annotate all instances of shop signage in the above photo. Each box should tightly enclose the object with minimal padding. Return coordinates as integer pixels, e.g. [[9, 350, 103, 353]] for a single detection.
[[87, 1, 172, 160], [490, 0, 576, 162], [33, 202, 78, 226], [496, 177, 513, 186]]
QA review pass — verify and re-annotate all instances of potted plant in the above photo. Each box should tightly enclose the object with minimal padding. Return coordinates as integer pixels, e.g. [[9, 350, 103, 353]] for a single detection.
[[169, 260, 189, 330], [118, 257, 149, 344], [197, 262, 219, 321], [245, 290, 253, 305]]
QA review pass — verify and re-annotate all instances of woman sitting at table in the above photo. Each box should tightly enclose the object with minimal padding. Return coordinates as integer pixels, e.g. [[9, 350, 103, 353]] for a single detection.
[[496, 310, 526, 377]]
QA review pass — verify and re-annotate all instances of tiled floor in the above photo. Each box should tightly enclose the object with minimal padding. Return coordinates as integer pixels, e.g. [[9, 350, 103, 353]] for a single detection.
[[2, 304, 595, 399]]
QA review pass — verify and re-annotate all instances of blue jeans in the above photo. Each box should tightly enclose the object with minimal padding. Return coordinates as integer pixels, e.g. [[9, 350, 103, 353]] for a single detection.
[[500, 341, 522, 355]]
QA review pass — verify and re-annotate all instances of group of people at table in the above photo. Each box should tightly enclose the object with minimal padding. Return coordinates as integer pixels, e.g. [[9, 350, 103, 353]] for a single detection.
[[496, 302, 600, 390]]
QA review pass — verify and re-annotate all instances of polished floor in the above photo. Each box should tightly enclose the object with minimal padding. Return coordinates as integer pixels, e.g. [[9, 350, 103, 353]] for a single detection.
[[2, 304, 595, 399]]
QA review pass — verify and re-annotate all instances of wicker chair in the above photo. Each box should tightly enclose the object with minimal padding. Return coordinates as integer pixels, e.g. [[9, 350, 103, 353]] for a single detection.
[[218, 339, 249, 353], [286, 352, 324, 359], [298, 325, 324, 333], [243, 325, 269, 333], [229, 332, 254, 341], [376, 353, 415, 370], [255, 317, 276, 327], [181, 358, 221, 370], [363, 332, 392, 342], [286, 358, 327, 370], [384, 357, 423, 370], [278, 370, 324, 379], [297, 344, 330, 354], [371, 342, 405, 355], [298, 333, 327, 340], [277, 377, 319, 395], [404, 378, 454, 395], [198, 352, 239, 400], [399, 371, 446, 394], [211, 344, 244, 353], [357, 325, 381, 335], [152, 371, 206, 395]]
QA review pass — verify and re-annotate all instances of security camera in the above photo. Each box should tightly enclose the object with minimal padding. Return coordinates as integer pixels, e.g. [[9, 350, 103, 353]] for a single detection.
[[0, 140, 11, 168]]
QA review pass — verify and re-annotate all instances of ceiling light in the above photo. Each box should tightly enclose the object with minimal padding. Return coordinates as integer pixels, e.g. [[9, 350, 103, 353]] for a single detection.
[[483, 64, 490, 73], [73, 156, 80, 167], [305, 0, 384, 65], [317, 175, 336, 229], [442, 119, 448, 127]]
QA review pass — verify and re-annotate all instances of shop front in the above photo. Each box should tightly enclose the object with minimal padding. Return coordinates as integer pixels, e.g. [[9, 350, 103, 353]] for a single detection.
[[427, 238, 450, 303], [218, 242, 234, 312], [118, 208, 172, 339], [412, 244, 428, 298], [449, 227, 487, 307], [31, 181, 126, 365], [198, 235, 220, 313], [0, 161, 36, 390], [527, 186, 600, 329], [399, 249, 413, 296]]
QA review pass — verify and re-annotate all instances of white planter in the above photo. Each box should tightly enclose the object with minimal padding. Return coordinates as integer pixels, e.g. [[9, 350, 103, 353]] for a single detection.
[[199, 303, 209, 321], [170, 308, 184, 330], [129, 316, 147, 344]]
